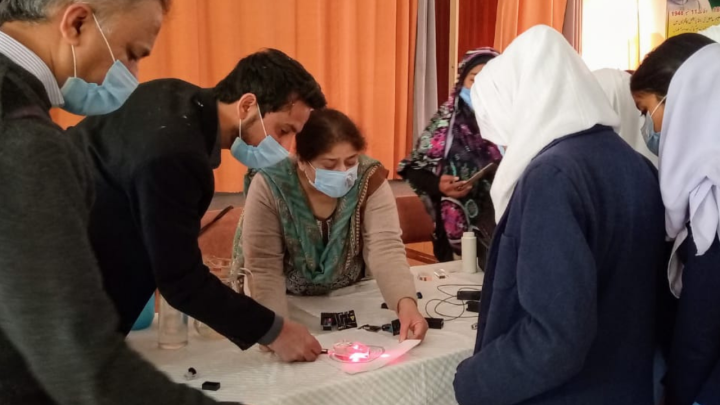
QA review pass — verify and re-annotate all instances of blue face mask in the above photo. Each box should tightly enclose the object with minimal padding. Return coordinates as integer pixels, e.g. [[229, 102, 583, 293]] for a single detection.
[[306, 164, 359, 198], [459, 87, 473, 109], [643, 116, 660, 156], [231, 105, 289, 168], [641, 96, 666, 156], [60, 14, 138, 116]]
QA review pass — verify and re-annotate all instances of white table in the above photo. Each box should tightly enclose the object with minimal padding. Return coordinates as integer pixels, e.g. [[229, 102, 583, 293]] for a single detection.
[[128, 261, 483, 405]]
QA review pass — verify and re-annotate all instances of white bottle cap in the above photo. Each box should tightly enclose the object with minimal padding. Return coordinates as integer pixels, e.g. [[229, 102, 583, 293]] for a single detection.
[[463, 232, 475, 238]]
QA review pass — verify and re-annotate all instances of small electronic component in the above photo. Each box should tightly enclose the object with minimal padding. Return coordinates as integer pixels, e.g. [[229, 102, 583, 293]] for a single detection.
[[416, 292, 423, 299], [425, 317, 444, 330], [202, 381, 221, 391], [434, 269, 448, 279], [320, 310, 358, 331], [358, 324, 382, 332], [381, 319, 402, 336], [417, 273, 432, 282], [380, 303, 388, 309], [336, 310, 358, 330], [471, 323, 478, 330], [321, 313, 336, 331], [466, 300, 480, 313], [183, 367, 197, 381], [457, 290, 482, 301]]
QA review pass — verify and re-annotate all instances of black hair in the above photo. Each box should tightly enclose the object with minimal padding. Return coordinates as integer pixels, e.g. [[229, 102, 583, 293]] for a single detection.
[[295, 108, 366, 162], [214, 48, 327, 115], [631, 33, 715, 97], [459, 54, 496, 84]]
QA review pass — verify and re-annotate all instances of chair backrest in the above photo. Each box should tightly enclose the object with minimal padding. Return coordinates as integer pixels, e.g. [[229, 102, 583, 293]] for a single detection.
[[395, 194, 434, 244]]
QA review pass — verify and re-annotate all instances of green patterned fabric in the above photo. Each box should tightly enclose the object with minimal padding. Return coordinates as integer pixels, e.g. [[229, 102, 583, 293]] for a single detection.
[[233, 156, 382, 293]]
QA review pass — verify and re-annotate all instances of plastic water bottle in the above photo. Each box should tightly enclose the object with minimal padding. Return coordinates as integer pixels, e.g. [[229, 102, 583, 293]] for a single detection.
[[158, 294, 188, 349], [462, 232, 478, 274]]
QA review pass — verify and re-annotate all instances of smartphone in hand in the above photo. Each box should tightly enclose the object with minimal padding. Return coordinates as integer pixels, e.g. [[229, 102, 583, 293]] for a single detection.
[[460, 163, 498, 190]]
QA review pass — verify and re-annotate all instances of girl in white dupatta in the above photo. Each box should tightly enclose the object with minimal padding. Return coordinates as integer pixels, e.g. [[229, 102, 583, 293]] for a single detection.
[[632, 34, 720, 405]]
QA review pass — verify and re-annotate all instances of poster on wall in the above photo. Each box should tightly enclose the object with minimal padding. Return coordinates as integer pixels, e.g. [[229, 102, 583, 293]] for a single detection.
[[667, 0, 720, 37]]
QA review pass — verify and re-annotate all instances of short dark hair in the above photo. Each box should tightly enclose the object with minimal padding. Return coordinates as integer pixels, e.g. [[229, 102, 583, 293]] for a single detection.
[[631, 33, 715, 97], [0, 0, 171, 24], [295, 109, 366, 162], [214, 48, 327, 115]]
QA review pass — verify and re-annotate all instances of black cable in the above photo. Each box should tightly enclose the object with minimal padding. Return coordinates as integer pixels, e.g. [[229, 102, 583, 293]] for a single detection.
[[424, 295, 478, 321], [422, 284, 484, 321], [436, 284, 482, 297]]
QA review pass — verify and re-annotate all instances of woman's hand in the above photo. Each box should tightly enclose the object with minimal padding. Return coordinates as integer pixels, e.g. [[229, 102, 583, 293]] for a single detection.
[[397, 298, 429, 342], [439, 174, 471, 199]]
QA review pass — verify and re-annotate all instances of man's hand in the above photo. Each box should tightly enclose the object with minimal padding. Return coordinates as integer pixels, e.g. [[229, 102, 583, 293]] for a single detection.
[[439, 174, 471, 199], [397, 298, 429, 342], [267, 319, 322, 362]]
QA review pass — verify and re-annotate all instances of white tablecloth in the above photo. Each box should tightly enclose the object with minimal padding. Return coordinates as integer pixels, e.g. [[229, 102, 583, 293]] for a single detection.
[[128, 261, 483, 405]]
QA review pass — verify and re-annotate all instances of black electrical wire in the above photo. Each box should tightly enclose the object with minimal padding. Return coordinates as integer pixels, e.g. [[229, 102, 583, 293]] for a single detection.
[[424, 283, 483, 321]]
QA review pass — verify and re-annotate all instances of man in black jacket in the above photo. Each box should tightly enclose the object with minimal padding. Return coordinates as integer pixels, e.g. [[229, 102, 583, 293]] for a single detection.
[[0, 0, 240, 404], [70, 49, 327, 362]]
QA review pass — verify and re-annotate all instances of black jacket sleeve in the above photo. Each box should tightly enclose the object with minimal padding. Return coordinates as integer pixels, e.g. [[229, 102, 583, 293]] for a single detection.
[[0, 121, 236, 405], [130, 154, 276, 349]]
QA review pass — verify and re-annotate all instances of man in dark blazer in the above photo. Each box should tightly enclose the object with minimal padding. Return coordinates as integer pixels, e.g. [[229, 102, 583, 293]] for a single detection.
[[70, 48, 327, 362], [0, 0, 241, 404]]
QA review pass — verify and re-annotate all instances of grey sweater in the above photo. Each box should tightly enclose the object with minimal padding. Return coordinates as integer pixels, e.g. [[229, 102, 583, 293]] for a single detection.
[[0, 56, 239, 404]]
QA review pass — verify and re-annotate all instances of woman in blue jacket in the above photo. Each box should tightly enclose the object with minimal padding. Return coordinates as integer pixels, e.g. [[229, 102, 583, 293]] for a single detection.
[[631, 34, 720, 405], [453, 25, 667, 405]]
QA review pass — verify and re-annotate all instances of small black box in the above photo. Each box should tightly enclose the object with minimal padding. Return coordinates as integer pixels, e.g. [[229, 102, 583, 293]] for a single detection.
[[391, 319, 401, 336], [202, 381, 221, 391], [457, 290, 482, 301], [466, 300, 480, 313], [425, 317, 444, 329], [321, 313, 337, 331]]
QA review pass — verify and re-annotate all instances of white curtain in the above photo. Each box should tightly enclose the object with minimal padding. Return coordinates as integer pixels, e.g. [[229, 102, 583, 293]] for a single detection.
[[581, 0, 667, 71], [413, 0, 439, 144]]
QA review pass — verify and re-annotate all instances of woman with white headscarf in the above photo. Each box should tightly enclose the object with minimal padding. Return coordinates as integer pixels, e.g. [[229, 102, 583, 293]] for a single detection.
[[593, 68, 658, 165], [453, 25, 667, 405], [631, 34, 720, 405]]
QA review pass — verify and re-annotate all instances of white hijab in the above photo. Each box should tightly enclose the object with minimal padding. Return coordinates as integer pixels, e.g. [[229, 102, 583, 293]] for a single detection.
[[592, 69, 658, 166], [661, 43, 720, 256], [471, 25, 620, 222], [699, 24, 720, 43]]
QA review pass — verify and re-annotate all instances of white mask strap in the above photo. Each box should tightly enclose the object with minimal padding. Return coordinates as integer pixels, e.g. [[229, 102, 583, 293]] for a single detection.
[[257, 103, 269, 138], [650, 96, 667, 118], [92, 14, 116, 63], [70, 45, 78, 77]]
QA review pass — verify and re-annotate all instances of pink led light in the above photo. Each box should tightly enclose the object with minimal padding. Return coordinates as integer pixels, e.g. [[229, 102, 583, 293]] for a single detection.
[[349, 352, 369, 362]]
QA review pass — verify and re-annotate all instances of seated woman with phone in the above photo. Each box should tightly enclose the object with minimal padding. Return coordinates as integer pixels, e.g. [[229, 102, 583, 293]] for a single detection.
[[234, 108, 429, 344], [399, 47, 503, 263]]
